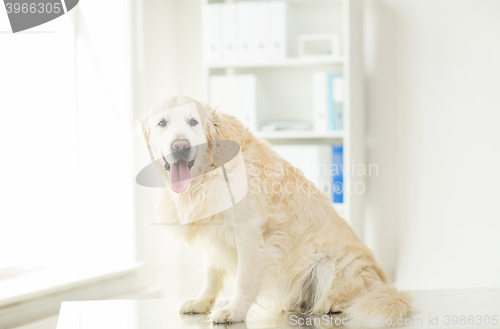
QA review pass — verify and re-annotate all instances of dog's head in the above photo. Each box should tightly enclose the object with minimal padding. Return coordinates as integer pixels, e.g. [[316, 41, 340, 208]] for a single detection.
[[139, 96, 217, 193]]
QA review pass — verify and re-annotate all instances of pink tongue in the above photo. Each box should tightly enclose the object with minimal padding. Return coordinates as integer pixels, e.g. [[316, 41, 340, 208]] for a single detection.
[[169, 160, 191, 193]]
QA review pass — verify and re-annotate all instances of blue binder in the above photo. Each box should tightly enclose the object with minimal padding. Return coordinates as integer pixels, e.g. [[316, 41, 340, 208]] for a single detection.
[[327, 73, 344, 131], [332, 145, 344, 203], [327, 73, 335, 130], [333, 74, 344, 131]]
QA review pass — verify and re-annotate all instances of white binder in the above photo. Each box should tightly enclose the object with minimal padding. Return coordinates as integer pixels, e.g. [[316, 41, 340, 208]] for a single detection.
[[238, 74, 257, 131], [254, 2, 269, 60], [222, 3, 237, 62], [210, 74, 258, 132], [236, 2, 257, 61], [313, 71, 329, 132], [267, 2, 287, 60], [209, 75, 238, 115], [205, 4, 223, 63]]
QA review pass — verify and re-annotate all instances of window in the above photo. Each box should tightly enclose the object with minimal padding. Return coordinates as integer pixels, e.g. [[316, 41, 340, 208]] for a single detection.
[[0, 1, 134, 285]]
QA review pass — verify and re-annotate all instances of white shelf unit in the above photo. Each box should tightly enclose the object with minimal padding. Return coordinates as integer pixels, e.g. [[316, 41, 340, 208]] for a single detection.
[[255, 130, 343, 141], [201, 0, 364, 235], [208, 56, 344, 69]]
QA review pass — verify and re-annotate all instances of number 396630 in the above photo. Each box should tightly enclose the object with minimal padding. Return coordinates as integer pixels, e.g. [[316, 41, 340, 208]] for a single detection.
[[5, 2, 62, 14]]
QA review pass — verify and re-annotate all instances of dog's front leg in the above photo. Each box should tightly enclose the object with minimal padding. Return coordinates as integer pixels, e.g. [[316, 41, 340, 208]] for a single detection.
[[210, 223, 264, 323], [179, 265, 225, 314]]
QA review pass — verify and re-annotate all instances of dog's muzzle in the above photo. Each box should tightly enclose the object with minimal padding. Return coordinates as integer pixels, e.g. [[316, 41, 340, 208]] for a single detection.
[[163, 157, 195, 172], [163, 141, 197, 193]]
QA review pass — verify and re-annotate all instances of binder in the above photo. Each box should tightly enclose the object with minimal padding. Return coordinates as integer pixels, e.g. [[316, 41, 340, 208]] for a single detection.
[[238, 75, 258, 131], [315, 72, 344, 131], [254, 2, 269, 60], [209, 74, 258, 131], [313, 72, 329, 132], [332, 145, 344, 203], [267, 2, 287, 60], [205, 4, 223, 63], [222, 3, 237, 62], [209, 75, 239, 116], [332, 75, 344, 130], [212, 1, 287, 62], [327, 72, 335, 130], [236, 2, 257, 61]]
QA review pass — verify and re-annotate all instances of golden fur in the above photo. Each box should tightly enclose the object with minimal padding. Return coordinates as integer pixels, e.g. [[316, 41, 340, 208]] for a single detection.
[[139, 95, 411, 324]]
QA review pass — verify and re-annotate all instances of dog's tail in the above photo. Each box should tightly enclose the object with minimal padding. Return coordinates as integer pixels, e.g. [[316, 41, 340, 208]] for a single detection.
[[346, 283, 412, 322]]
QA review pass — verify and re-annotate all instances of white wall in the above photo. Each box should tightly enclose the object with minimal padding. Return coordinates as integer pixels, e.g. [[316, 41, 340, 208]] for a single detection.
[[364, 0, 500, 289]]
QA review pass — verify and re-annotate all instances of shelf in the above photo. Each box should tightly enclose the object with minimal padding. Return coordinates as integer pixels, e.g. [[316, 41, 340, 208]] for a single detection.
[[202, 0, 363, 232], [254, 130, 344, 144], [208, 56, 344, 69], [255, 130, 343, 139]]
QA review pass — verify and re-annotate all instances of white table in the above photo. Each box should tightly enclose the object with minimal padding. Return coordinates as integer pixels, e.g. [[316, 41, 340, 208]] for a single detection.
[[56, 288, 500, 328]]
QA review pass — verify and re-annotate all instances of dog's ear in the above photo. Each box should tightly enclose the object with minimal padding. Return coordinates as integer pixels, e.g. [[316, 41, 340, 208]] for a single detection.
[[135, 114, 168, 181], [202, 103, 220, 141], [135, 114, 154, 160], [135, 115, 149, 142]]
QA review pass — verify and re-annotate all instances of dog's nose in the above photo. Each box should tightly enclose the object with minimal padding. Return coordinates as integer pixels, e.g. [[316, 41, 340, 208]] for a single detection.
[[171, 139, 191, 151]]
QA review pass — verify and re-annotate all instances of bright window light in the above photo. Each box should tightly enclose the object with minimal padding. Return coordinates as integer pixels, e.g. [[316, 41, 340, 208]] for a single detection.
[[0, 2, 134, 275]]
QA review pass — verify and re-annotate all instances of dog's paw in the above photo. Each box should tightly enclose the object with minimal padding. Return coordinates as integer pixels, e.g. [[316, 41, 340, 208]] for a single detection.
[[210, 306, 247, 324], [179, 298, 213, 314]]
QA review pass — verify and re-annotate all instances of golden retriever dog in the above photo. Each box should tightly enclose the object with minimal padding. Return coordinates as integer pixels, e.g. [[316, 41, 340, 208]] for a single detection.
[[139, 95, 411, 324]]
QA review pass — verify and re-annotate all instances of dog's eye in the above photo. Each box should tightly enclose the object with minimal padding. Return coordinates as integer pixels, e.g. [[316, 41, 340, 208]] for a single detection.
[[189, 118, 198, 127], [158, 119, 167, 127]]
